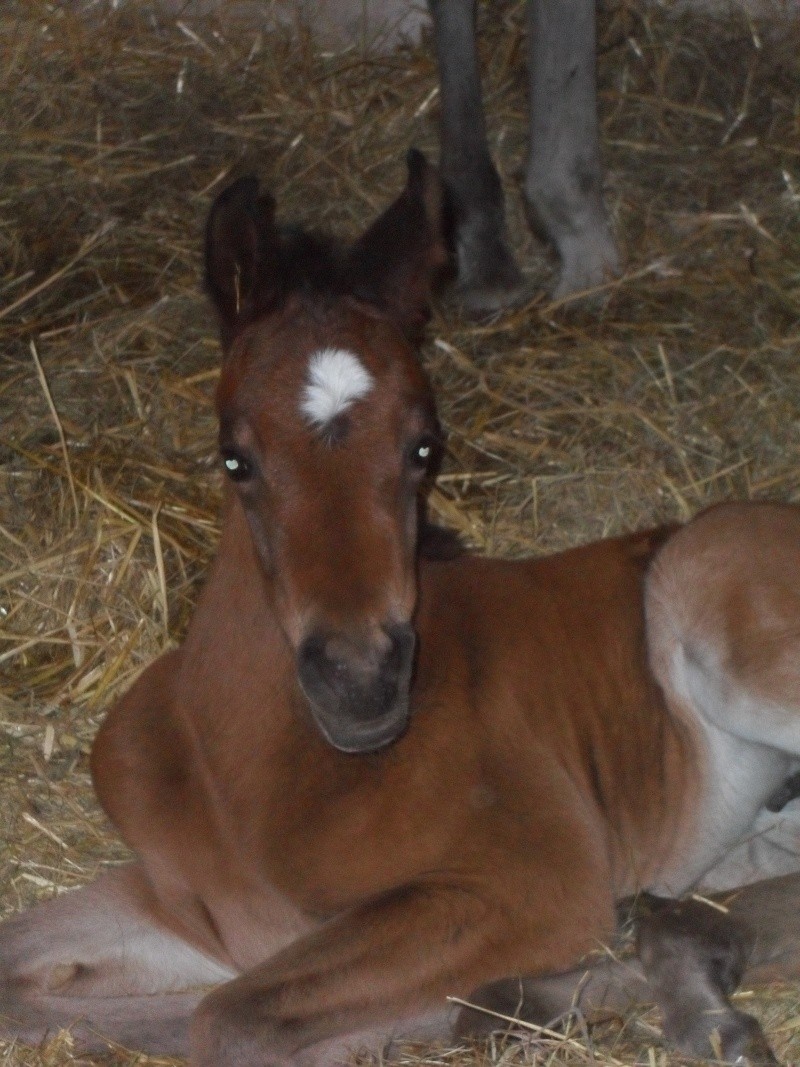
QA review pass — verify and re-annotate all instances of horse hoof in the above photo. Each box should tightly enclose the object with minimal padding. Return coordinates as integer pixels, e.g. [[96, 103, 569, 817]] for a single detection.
[[449, 227, 530, 316], [450, 253, 532, 316], [454, 276, 534, 317], [548, 233, 620, 305]]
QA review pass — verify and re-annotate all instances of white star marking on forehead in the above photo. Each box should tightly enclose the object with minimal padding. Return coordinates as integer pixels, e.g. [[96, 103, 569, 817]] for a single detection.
[[300, 348, 374, 429]]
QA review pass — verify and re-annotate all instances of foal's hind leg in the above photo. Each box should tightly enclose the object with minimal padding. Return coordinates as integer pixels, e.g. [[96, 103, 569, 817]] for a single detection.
[[723, 871, 800, 984], [646, 503, 800, 886], [0, 861, 235, 1054], [635, 894, 777, 1064], [456, 893, 778, 1064]]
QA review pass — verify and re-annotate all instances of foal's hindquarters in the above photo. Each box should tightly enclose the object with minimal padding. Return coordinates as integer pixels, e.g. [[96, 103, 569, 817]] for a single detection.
[[463, 502, 800, 1062], [648, 501, 800, 889]]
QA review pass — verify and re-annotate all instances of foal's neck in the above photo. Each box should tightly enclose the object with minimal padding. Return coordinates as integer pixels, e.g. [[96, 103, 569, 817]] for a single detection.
[[180, 494, 299, 722]]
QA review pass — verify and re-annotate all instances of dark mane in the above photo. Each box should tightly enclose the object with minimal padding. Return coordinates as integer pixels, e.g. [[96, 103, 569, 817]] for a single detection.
[[205, 160, 447, 348], [271, 225, 345, 300]]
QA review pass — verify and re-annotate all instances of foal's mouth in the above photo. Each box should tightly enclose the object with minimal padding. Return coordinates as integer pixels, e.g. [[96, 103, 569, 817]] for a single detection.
[[308, 704, 412, 755], [297, 624, 416, 755]]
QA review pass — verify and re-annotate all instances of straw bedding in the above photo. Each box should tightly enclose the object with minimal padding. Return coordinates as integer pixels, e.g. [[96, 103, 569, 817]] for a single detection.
[[1, 0, 799, 1062]]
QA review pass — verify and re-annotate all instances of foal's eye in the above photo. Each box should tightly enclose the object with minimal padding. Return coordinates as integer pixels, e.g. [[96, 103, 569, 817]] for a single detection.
[[408, 435, 439, 474], [221, 449, 253, 482]]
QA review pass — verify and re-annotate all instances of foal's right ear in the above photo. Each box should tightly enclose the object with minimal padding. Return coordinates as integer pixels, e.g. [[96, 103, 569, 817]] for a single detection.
[[204, 176, 280, 346]]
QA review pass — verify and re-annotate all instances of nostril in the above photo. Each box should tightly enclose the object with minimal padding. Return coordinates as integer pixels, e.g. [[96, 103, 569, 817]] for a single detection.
[[300, 636, 343, 677], [384, 622, 416, 669], [298, 633, 327, 671], [305, 625, 415, 678], [385, 621, 415, 649]]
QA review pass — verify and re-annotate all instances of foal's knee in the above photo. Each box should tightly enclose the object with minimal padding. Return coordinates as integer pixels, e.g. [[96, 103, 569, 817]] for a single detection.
[[191, 984, 293, 1067]]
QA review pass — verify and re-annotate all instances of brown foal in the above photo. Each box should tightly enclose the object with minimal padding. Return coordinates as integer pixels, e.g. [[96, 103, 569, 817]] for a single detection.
[[3, 153, 800, 1066]]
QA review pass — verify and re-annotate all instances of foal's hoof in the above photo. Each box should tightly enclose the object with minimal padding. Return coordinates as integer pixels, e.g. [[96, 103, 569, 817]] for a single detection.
[[723, 1011, 780, 1066], [659, 995, 779, 1066]]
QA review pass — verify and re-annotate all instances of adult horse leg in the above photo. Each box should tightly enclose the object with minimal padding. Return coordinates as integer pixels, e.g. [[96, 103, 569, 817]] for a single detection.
[[428, 0, 527, 313], [525, 0, 619, 300], [0, 861, 235, 1055]]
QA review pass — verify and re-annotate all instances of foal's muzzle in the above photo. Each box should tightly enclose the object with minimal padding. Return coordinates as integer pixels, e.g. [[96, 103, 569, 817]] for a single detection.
[[297, 623, 416, 753]]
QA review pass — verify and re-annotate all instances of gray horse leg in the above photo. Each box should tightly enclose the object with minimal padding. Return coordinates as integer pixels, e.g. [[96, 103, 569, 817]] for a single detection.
[[526, 0, 619, 299], [428, 0, 527, 313]]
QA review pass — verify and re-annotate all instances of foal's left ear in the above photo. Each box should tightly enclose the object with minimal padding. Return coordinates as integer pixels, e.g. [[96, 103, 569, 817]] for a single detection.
[[343, 150, 449, 342], [204, 176, 280, 346]]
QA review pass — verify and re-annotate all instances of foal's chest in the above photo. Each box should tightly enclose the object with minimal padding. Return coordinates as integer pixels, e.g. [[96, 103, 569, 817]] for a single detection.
[[219, 739, 472, 915]]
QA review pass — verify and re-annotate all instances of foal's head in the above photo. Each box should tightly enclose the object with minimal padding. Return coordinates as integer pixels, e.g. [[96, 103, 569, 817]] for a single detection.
[[205, 152, 448, 754]]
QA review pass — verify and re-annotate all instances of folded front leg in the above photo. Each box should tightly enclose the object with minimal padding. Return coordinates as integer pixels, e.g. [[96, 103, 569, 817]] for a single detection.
[[190, 877, 608, 1067]]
